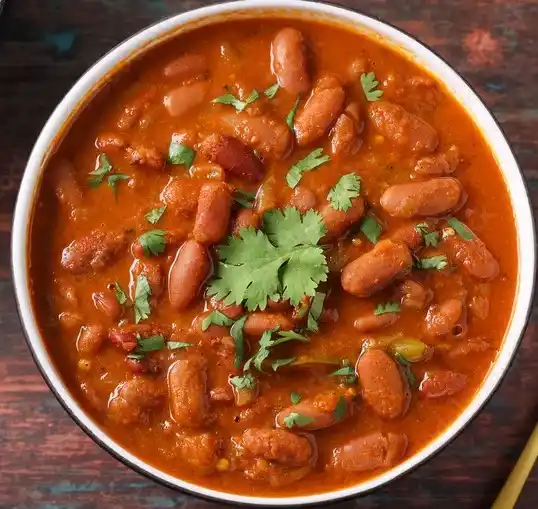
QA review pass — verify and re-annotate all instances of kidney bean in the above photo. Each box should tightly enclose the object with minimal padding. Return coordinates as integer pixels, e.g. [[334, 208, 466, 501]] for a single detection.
[[443, 229, 499, 280], [330, 103, 362, 157], [266, 298, 292, 312], [175, 432, 222, 475], [270, 27, 310, 95], [332, 432, 407, 472], [109, 330, 138, 352], [163, 53, 208, 80], [287, 186, 317, 213], [414, 145, 459, 176], [380, 177, 465, 218], [61, 230, 129, 274], [424, 298, 464, 336], [320, 196, 365, 241], [208, 295, 244, 319], [160, 177, 203, 216], [163, 81, 209, 117], [396, 280, 432, 310], [469, 295, 490, 319], [191, 311, 230, 339], [353, 312, 399, 332], [92, 291, 122, 321], [125, 357, 150, 375], [446, 337, 490, 358], [356, 349, 408, 419], [389, 222, 428, 250], [419, 370, 467, 398], [242, 428, 314, 467], [276, 391, 350, 430], [243, 312, 293, 336], [168, 355, 209, 428], [53, 159, 83, 209], [116, 89, 156, 130], [130, 259, 164, 298], [367, 101, 438, 153], [341, 240, 412, 297], [168, 240, 211, 311], [58, 311, 83, 330], [223, 113, 292, 160], [125, 143, 165, 170], [254, 175, 278, 215], [95, 133, 126, 151], [189, 163, 224, 181], [76, 324, 106, 355], [294, 74, 345, 146], [199, 134, 264, 182], [193, 182, 233, 244], [232, 208, 261, 236]]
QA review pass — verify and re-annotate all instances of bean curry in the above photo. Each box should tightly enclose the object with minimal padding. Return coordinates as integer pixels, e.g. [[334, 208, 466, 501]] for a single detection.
[[29, 17, 517, 496]]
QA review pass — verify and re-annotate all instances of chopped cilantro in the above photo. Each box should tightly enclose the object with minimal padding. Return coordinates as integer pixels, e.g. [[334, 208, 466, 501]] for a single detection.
[[230, 315, 247, 369], [331, 363, 357, 384], [201, 310, 235, 331], [133, 274, 152, 323], [286, 148, 330, 189], [138, 229, 166, 257], [360, 216, 382, 244], [88, 153, 112, 187], [447, 217, 473, 240], [272, 357, 296, 371], [107, 173, 130, 196], [207, 207, 328, 310], [360, 72, 383, 101], [145, 205, 166, 225], [327, 173, 361, 211], [374, 301, 401, 315], [126, 352, 145, 361], [212, 89, 259, 112], [415, 223, 440, 247], [394, 352, 416, 386], [285, 95, 300, 130], [416, 255, 448, 270], [306, 291, 326, 332], [233, 189, 256, 209], [333, 395, 347, 422], [113, 281, 127, 305], [290, 391, 302, 404], [230, 373, 257, 390], [137, 334, 165, 352], [167, 341, 192, 350], [282, 412, 315, 429], [168, 135, 196, 168], [264, 83, 280, 99]]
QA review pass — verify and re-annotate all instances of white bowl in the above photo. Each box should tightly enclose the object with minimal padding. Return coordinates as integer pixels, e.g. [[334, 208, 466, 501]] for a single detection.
[[11, 0, 536, 506]]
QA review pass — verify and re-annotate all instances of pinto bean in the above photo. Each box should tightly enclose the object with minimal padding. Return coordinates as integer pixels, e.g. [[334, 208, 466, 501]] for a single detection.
[[332, 432, 407, 472], [243, 312, 293, 336], [320, 196, 365, 241], [168, 240, 211, 311], [288, 186, 317, 213], [130, 259, 164, 298], [242, 428, 314, 467], [76, 324, 106, 355], [419, 370, 467, 398], [330, 103, 362, 157], [223, 113, 292, 160], [380, 178, 465, 218], [193, 182, 233, 244], [356, 349, 408, 419], [396, 280, 432, 310], [199, 134, 264, 183], [175, 433, 221, 475], [61, 230, 129, 274], [270, 28, 310, 95], [125, 143, 165, 170], [341, 240, 412, 297], [276, 391, 350, 430], [353, 312, 399, 332], [424, 298, 464, 336], [208, 295, 244, 319], [389, 222, 426, 250], [160, 177, 203, 216], [414, 145, 459, 176], [92, 291, 122, 321], [108, 378, 165, 425], [232, 208, 261, 236], [367, 101, 438, 153], [163, 81, 209, 117], [168, 355, 209, 428], [443, 229, 499, 280], [294, 74, 345, 146], [163, 53, 208, 80]]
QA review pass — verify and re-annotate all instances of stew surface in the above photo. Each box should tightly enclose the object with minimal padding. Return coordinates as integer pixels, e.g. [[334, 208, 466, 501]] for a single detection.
[[29, 17, 517, 497]]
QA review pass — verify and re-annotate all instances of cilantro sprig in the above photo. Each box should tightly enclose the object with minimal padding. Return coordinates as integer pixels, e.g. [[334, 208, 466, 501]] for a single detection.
[[264, 83, 280, 100], [138, 230, 167, 257], [374, 301, 401, 315], [415, 223, 440, 247], [133, 274, 152, 323], [360, 216, 382, 244], [282, 412, 314, 429], [168, 134, 196, 168], [212, 89, 259, 112], [230, 373, 257, 390], [327, 173, 361, 212], [416, 255, 448, 270], [88, 154, 130, 195], [447, 217, 473, 240], [201, 310, 235, 331], [145, 205, 166, 225], [360, 72, 383, 102], [286, 149, 330, 189], [286, 95, 300, 130], [113, 281, 128, 305], [306, 291, 326, 332], [233, 189, 256, 209]]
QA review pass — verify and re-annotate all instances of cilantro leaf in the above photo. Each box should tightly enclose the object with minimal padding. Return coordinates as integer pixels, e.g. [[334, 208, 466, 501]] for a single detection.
[[272, 357, 296, 371], [447, 217, 473, 240], [331, 364, 357, 384], [286, 149, 330, 189], [168, 135, 196, 168], [290, 391, 302, 404], [394, 352, 416, 386], [126, 353, 145, 360], [327, 173, 361, 211], [167, 341, 192, 350], [374, 301, 401, 315], [360, 216, 382, 244], [88, 153, 112, 187], [360, 72, 383, 102], [133, 274, 152, 323], [139, 229, 166, 257], [264, 83, 280, 99], [415, 223, 439, 247], [307, 291, 326, 332], [137, 334, 165, 352], [230, 315, 247, 369], [230, 373, 257, 390], [201, 310, 235, 331], [208, 208, 328, 310], [286, 95, 300, 130], [416, 255, 448, 270], [145, 205, 166, 225], [233, 189, 256, 209], [212, 89, 259, 112], [333, 395, 347, 422], [113, 281, 127, 305], [282, 412, 314, 429], [107, 174, 130, 196]]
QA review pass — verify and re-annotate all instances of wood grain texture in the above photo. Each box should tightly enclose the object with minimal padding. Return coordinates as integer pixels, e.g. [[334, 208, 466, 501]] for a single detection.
[[0, 0, 537, 508]]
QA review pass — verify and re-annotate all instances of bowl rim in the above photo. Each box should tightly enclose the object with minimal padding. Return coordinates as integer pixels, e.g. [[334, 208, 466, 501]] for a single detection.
[[11, 0, 536, 506]]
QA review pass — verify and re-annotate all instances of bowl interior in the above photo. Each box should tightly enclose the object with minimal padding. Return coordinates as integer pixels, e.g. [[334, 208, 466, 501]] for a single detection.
[[11, 0, 535, 506]]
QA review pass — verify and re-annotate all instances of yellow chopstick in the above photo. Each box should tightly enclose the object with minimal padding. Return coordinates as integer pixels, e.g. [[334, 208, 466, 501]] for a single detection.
[[492, 423, 538, 509]]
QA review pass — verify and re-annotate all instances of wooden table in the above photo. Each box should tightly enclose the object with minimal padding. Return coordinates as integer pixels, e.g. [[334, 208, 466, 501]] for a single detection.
[[1, 1, 537, 507]]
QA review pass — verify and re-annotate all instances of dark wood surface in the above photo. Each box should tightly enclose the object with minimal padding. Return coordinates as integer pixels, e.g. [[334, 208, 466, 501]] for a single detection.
[[1, 0, 537, 507]]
